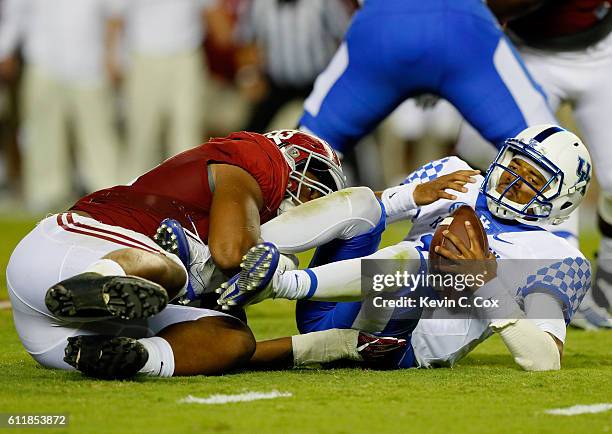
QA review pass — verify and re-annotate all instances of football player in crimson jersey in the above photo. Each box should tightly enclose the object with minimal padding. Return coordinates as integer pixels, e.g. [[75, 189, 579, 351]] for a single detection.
[[6, 129, 409, 379], [458, 0, 612, 328]]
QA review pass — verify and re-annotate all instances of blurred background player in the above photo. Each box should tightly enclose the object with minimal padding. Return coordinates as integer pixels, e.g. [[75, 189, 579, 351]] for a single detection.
[[298, 0, 557, 166], [377, 96, 462, 186], [0, 0, 20, 206], [456, 0, 612, 328], [236, 0, 352, 134], [113, 0, 218, 179], [0, 0, 122, 212]]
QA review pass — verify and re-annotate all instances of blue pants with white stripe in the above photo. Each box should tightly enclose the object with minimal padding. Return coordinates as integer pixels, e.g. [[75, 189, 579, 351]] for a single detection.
[[299, 0, 556, 152], [295, 211, 418, 368]]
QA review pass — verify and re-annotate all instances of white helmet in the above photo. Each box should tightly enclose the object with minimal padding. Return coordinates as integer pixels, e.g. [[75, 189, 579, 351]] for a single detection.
[[482, 124, 592, 225]]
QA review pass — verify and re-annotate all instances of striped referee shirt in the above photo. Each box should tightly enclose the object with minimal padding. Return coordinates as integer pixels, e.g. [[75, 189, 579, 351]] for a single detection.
[[239, 0, 352, 87]]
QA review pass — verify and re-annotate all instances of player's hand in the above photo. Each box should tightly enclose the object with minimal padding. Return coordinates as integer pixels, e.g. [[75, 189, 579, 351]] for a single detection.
[[434, 220, 497, 285], [356, 332, 407, 370], [413, 170, 480, 206]]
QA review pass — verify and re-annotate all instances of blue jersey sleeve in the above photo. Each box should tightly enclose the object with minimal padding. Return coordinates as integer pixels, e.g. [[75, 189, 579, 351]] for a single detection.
[[516, 257, 591, 323], [402, 157, 473, 185]]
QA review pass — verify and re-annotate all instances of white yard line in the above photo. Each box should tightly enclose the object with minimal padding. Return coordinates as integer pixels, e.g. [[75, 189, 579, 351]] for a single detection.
[[179, 390, 292, 405], [545, 403, 612, 416]]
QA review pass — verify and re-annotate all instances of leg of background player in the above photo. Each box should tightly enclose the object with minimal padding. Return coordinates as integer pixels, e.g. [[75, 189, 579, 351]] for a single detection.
[[574, 66, 612, 318], [300, 1, 556, 154], [441, 22, 556, 149], [595, 198, 612, 312]]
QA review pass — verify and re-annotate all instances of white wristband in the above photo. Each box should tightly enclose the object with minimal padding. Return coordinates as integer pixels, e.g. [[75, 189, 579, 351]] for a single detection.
[[381, 182, 419, 223], [291, 329, 361, 366]]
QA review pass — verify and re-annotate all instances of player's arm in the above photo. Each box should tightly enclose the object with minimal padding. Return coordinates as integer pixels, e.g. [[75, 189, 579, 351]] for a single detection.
[[439, 224, 562, 371], [249, 329, 406, 370], [261, 186, 382, 252], [486, 0, 549, 22], [376, 169, 480, 223], [208, 164, 264, 274]]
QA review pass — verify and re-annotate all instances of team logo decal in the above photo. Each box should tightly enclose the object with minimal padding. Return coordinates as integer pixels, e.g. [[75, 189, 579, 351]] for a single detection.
[[576, 157, 591, 184]]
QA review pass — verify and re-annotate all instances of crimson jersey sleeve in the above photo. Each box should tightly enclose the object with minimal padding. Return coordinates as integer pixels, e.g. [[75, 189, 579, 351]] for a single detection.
[[203, 132, 290, 221]]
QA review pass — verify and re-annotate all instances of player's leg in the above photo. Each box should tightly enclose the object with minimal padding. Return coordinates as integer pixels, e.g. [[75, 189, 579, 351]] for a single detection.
[[21, 66, 71, 211], [148, 306, 255, 376], [218, 238, 422, 324], [217, 197, 388, 308], [299, 4, 419, 151], [573, 49, 612, 317], [167, 51, 205, 156], [33, 213, 187, 321], [441, 8, 557, 150], [455, 42, 565, 171], [5, 215, 176, 371], [155, 187, 384, 306], [71, 82, 120, 190], [125, 54, 166, 179]]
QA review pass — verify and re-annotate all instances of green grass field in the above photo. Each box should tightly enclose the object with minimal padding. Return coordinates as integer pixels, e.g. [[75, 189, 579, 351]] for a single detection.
[[0, 218, 611, 434]]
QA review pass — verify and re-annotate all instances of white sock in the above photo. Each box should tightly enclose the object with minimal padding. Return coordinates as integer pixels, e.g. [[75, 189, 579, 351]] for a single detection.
[[291, 329, 361, 367], [274, 261, 362, 301], [275, 270, 313, 299], [137, 337, 175, 377], [84, 259, 126, 276], [275, 242, 422, 302]]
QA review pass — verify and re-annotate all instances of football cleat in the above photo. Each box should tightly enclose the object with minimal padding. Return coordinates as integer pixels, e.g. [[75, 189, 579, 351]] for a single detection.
[[45, 272, 168, 321], [154, 218, 213, 303], [64, 335, 148, 379], [357, 332, 408, 369], [216, 242, 280, 310]]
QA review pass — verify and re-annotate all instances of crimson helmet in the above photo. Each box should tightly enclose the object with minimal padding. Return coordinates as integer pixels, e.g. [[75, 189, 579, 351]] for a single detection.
[[263, 130, 346, 211]]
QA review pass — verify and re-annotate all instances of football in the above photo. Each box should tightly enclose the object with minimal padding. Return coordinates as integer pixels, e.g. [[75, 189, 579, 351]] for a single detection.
[[429, 205, 489, 264]]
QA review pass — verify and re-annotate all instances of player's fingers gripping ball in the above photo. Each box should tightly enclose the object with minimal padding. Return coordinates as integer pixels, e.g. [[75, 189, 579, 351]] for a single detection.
[[428, 205, 494, 296]]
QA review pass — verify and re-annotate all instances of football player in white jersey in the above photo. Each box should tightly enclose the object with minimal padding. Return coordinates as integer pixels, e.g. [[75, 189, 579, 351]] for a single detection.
[[218, 124, 593, 371], [456, 0, 612, 329]]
